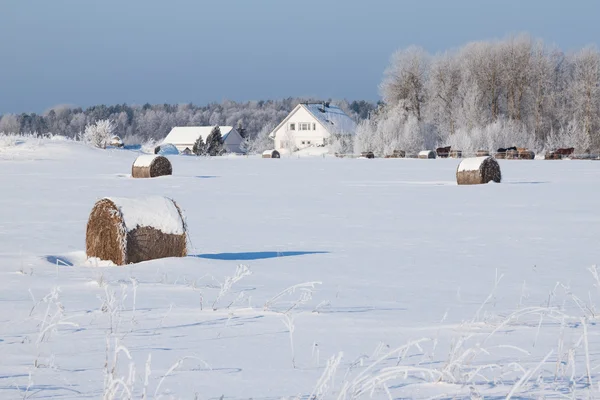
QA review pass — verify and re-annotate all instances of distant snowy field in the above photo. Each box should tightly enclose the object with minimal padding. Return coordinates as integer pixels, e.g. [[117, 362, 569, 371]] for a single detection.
[[1, 138, 600, 399]]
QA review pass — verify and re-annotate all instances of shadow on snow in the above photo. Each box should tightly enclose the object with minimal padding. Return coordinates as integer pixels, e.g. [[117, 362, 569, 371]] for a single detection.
[[192, 251, 329, 261]]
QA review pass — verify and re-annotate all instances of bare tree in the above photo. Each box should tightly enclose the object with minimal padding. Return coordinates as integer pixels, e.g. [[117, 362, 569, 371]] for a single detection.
[[428, 52, 462, 135], [569, 46, 600, 149], [380, 46, 430, 121]]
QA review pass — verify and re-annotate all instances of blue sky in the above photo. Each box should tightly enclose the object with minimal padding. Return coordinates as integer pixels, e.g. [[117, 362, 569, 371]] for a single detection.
[[0, 0, 598, 114]]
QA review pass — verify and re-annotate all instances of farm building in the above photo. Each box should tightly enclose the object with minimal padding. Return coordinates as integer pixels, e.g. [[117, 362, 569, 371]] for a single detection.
[[161, 126, 245, 154], [269, 102, 356, 151]]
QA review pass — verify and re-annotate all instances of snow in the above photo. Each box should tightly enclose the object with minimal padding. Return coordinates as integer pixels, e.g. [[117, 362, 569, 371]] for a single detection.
[[106, 196, 185, 234], [162, 126, 233, 146], [1, 136, 600, 399], [132, 154, 159, 167], [303, 103, 357, 135], [457, 155, 489, 172]]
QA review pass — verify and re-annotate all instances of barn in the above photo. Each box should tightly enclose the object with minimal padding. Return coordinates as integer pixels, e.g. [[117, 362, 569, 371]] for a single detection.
[[161, 126, 245, 154]]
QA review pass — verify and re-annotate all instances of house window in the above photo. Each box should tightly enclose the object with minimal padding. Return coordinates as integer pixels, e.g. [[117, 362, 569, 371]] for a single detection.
[[307, 141, 311, 145], [289, 123, 295, 130], [301, 141, 306, 145], [313, 123, 316, 130], [299, 122, 311, 131]]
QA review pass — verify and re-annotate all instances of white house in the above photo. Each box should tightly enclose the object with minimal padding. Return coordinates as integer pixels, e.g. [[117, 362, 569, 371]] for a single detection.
[[161, 126, 244, 154], [269, 102, 357, 151]]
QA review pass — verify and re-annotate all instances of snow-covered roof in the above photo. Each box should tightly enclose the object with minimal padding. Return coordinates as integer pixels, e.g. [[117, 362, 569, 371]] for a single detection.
[[106, 196, 185, 235], [133, 154, 160, 168], [162, 126, 234, 146], [268, 103, 357, 139], [457, 156, 490, 172], [303, 103, 357, 135]]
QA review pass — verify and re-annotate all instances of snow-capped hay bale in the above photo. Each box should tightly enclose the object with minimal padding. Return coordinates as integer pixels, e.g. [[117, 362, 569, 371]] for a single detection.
[[418, 150, 436, 159], [131, 155, 172, 178], [154, 143, 179, 156], [360, 151, 375, 159], [506, 149, 519, 159], [384, 150, 405, 158], [518, 149, 535, 160], [476, 150, 490, 157], [262, 149, 280, 158], [86, 196, 187, 265], [449, 150, 462, 158], [456, 156, 501, 185]]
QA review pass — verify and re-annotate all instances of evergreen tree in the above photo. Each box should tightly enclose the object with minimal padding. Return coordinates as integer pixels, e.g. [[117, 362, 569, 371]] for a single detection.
[[205, 126, 224, 156], [192, 135, 206, 155]]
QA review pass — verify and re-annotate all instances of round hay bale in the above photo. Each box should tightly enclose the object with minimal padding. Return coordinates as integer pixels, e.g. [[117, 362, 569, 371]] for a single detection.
[[154, 143, 179, 156], [131, 155, 172, 178], [418, 150, 436, 159], [494, 151, 506, 159], [262, 149, 280, 158], [449, 150, 462, 158], [518, 149, 535, 160], [86, 196, 187, 265], [456, 156, 501, 185], [360, 151, 375, 159], [384, 150, 405, 158], [505, 149, 519, 159], [476, 150, 489, 157]]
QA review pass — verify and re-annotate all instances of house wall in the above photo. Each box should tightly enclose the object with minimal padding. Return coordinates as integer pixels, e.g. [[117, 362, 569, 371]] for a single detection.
[[273, 106, 330, 151], [223, 129, 244, 153]]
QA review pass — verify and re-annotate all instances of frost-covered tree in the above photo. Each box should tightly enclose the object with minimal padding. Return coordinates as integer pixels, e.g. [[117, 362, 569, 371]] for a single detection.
[[381, 46, 429, 121], [569, 46, 600, 148], [244, 122, 275, 154], [192, 135, 206, 155], [82, 119, 114, 148], [205, 126, 224, 156], [0, 114, 20, 134]]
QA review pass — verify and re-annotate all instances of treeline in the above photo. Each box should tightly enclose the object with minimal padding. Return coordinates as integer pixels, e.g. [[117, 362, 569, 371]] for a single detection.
[[0, 99, 376, 145], [351, 35, 600, 156]]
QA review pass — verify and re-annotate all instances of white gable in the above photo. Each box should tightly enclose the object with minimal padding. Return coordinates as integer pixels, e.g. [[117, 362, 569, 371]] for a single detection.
[[269, 103, 356, 139], [268, 103, 356, 151], [162, 126, 244, 153]]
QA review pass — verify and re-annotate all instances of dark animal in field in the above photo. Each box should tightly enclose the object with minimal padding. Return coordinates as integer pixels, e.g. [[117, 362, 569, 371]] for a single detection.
[[436, 146, 451, 158], [496, 146, 517, 153], [545, 147, 575, 160], [555, 148, 575, 156]]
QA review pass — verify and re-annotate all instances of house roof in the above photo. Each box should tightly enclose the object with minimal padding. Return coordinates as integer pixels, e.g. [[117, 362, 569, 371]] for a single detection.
[[269, 103, 357, 138], [303, 103, 357, 135], [162, 126, 234, 145]]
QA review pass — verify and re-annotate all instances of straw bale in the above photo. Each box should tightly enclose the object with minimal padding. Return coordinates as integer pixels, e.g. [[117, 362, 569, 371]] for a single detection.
[[85, 197, 187, 265], [262, 150, 281, 158], [456, 156, 502, 185], [131, 155, 172, 178]]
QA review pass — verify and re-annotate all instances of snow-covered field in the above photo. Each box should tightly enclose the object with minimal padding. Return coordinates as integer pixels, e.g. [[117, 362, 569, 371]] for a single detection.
[[1, 138, 600, 399]]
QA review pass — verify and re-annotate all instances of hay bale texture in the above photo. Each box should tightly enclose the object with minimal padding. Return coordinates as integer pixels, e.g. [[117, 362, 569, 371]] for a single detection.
[[131, 155, 172, 178], [449, 150, 462, 158], [476, 150, 490, 157], [518, 149, 535, 159], [456, 156, 501, 185], [418, 150, 436, 159], [361, 151, 375, 159], [262, 150, 280, 158], [86, 196, 187, 265]]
